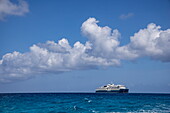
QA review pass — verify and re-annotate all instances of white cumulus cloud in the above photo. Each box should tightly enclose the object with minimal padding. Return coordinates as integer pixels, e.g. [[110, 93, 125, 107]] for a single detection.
[[0, 17, 170, 82], [81, 17, 120, 58], [0, 0, 29, 20], [116, 23, 170, 61]]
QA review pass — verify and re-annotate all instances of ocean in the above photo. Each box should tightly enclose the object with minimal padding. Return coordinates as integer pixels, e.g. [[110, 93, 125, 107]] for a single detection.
[[0, 93, 170, 113]]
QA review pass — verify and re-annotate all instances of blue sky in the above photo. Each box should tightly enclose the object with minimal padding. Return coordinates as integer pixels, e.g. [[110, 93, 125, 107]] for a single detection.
[[0, 0, 170, 93]]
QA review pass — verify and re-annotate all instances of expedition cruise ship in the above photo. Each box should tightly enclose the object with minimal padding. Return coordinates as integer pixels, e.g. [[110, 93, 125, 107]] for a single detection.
[[96, 83, 129, 93]]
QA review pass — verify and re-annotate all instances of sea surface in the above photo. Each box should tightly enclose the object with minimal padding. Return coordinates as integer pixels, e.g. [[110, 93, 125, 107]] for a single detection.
[[0, 93, 170, 113]]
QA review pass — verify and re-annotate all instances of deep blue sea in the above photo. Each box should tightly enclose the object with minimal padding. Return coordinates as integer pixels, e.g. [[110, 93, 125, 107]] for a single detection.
[[0, 93, 170, 113]]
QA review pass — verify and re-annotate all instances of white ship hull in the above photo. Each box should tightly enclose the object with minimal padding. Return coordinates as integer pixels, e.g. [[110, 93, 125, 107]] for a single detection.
[[95, 83, 129, 93], [96, 89, 129, 93]]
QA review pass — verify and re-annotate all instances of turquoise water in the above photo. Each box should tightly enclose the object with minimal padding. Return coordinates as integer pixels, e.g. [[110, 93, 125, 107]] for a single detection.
[[0, 93, 170, 112]]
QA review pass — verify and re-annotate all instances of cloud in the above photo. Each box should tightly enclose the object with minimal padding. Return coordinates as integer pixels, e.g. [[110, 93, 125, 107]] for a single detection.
[[119, 13, 134, 20], [0, 38, 120, 83], [81, 17, 120, 58], [116, 23, 170, 61], [0, 17, 170, 82], [0, 0, 29, 20]]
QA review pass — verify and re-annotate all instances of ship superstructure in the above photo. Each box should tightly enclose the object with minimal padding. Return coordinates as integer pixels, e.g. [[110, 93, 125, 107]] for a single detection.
[[96, 84, 129, 93]]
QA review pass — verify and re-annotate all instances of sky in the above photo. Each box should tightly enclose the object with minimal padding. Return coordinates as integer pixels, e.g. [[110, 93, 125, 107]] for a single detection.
[[0, 0, 170, 93]]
